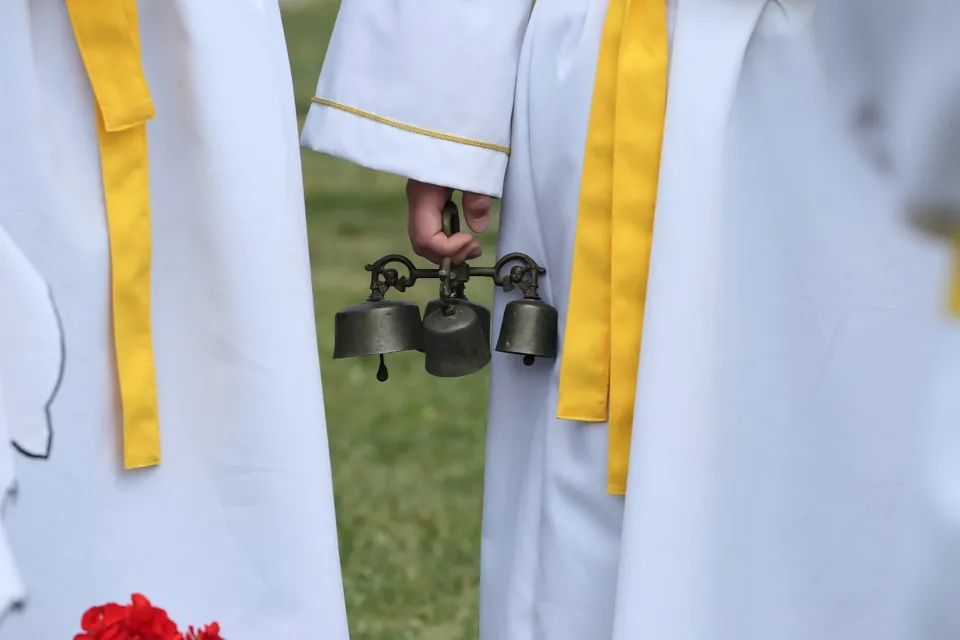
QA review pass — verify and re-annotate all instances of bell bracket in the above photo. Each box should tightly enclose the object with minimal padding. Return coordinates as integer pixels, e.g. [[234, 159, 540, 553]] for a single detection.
[[339, 199, 556, 381], [362, 202, 547, 305]]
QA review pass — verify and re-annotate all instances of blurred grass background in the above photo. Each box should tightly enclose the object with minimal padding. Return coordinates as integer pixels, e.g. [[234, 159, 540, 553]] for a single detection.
[[281, 1, 493, 637]]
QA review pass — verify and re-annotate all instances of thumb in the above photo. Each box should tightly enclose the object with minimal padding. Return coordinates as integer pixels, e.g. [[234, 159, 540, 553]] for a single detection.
[[462, 192, 492, 233]]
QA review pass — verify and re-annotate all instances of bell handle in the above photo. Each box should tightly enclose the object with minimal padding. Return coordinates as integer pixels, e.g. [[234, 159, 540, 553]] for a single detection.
[[438, 256, 456, 315], [440, 200, 472, 302], [442, 200, 461, 237]]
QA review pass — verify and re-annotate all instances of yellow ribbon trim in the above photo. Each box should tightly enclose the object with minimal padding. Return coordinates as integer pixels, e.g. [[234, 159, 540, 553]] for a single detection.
[[557, 0, 669, 495], [950, 238, 960, 317], [311, 97, 512, 155], [66, 0, 161, 469]]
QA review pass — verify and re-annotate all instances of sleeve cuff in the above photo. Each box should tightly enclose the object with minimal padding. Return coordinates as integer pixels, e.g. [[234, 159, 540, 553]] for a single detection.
[[0, 527, 24, 624], [300, 99, 510, 199]]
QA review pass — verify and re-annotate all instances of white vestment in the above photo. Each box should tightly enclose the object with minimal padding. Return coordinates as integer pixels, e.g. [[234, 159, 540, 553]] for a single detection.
[[0, 223, 65, 625], [304, 0, 948, 638], [0, 1, 348, 638], [0, 407, 22, 626], [816, 2, 960, 637]]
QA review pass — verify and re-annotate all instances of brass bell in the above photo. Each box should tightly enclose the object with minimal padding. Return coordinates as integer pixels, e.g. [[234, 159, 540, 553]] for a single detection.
[[420, 297, 491, 351], [422, 304, 492, 377], [333, 299, 423, 359], [495, 298, 559, 366]]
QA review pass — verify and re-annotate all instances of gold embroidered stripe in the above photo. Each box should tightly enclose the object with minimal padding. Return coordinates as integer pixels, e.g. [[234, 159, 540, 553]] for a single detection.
[[311, 98, 511, 155], [556, 0, 669, 495], [66, 0, 161, 469]]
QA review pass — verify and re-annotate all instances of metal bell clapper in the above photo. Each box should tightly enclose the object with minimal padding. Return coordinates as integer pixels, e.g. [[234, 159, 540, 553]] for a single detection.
[[331, 200, 559, 381]]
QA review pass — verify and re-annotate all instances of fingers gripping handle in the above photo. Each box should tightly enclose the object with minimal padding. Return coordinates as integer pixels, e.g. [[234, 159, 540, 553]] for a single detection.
[[439, 201, 462, 312]]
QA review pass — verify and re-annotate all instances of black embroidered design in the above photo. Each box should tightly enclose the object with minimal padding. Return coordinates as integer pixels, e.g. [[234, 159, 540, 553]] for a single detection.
[[10, 285, 65, 462]]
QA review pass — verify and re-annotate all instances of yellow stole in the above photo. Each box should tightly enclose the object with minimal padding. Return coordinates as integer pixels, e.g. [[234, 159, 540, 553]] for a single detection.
[[65, 0, 162, 469], [557, 0, 669, 495], [951, 240, 960, 316]]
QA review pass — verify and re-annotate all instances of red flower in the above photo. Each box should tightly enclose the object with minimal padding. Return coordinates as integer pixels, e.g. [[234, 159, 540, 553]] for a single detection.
[[76, 594, 223, 640], [74, 594, 182, 640], [184, 623, 223, 640]]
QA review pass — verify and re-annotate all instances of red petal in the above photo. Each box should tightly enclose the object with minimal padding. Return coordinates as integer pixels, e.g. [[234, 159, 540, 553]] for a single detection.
[[100, 603, 127, 627], [80, 606, 103, 631], [130, 594, 151, 608]]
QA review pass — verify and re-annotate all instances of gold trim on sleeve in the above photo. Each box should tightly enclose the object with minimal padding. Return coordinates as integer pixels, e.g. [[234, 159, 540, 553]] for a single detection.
[[311, 98, 511, 155]]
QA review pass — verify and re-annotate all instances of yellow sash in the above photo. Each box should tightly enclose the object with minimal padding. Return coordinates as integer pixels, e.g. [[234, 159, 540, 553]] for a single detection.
[[66, 0, 161, 469], [557, 0, 669, 495], [951, 240, 960, 316]]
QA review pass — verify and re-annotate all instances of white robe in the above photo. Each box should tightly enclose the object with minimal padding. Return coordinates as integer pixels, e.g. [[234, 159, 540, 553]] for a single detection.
[[0, 222, 66, 625], [816, 2, 960, 637], [0, 406, 23, 626], [304, 0, 948, 638], [0, 1, 348, 638]]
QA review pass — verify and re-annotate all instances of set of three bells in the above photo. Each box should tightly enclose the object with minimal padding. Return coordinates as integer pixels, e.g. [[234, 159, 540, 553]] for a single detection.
[[333, 201, 559, 380]]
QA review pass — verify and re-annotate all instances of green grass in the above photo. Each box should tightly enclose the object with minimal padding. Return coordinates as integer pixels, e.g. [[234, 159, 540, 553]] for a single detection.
[[281, 2, 492, 637]]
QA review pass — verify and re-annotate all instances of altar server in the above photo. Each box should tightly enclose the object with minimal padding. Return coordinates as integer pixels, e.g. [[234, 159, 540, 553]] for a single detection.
[[817, 2, 960, 637], [304, 1, 950, 638], [0, 1, 348, 638]]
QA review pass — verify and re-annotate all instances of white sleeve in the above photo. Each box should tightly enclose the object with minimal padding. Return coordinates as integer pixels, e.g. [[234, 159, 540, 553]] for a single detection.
[[300, 1, 533, 198], [0, 228, 61, 460], [0, 393, 25, 624], [0, 533, 25, 623], [815, 0, 960, 229], [0, 226, 66, 628], [814, 9, 960, 639]]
